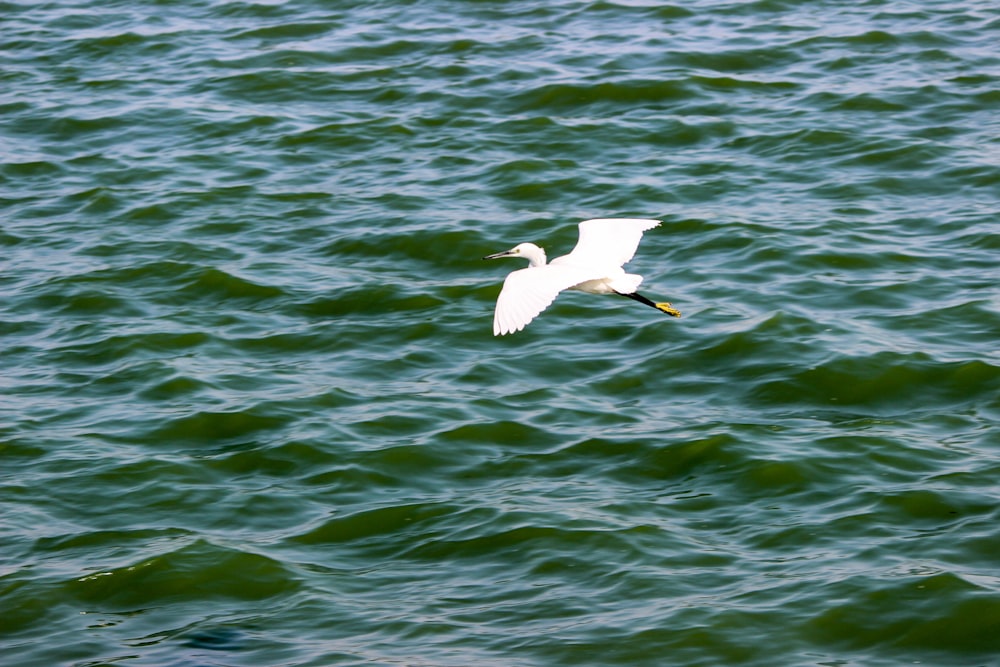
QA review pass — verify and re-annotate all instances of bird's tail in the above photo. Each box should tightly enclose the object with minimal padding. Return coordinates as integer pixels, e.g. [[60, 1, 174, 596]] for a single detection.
[[608, 273, 644, 294]]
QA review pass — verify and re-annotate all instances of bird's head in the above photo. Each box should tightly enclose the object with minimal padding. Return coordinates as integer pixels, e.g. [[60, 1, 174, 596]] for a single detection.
[[483, 242, 547, 267]]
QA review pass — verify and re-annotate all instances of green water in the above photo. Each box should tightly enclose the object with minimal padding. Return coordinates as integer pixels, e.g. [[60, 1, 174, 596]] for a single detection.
[[2, 1, 999, 665]]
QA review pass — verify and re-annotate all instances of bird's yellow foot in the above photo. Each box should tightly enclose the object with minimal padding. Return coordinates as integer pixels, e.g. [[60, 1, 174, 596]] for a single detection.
[[656, 302, 681, 317]]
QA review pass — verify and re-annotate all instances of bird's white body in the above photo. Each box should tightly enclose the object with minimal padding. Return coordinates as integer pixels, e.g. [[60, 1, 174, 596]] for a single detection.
[[484, 218, 674, 336]]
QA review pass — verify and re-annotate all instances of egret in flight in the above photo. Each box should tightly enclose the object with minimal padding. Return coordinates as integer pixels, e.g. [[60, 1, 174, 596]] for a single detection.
[[483, 218, 681, 336]]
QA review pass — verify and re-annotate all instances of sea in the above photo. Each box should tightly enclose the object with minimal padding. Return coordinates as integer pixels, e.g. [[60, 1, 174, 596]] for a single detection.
[[2, 1, 999, 665]]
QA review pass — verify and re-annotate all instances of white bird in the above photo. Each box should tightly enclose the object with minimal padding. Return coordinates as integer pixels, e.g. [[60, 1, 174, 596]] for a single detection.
[[483, 218, 681, 336]]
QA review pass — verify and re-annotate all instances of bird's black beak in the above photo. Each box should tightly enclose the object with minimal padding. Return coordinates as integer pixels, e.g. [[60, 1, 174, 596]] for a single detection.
[[483, 250, 514, 260]]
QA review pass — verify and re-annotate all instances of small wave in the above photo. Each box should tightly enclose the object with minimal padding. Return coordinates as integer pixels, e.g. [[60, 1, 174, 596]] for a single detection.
[[752, 353, 999, 412], [179, 266, 287, 304], [512, 78, 695, 113], [291, 502, 455, 547], [147, 408, 292, 446], [67, 539, 299, 605]]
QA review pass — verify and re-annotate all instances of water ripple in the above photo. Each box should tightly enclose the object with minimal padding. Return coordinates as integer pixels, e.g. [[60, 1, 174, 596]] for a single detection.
[[3, 0, 999, 665]]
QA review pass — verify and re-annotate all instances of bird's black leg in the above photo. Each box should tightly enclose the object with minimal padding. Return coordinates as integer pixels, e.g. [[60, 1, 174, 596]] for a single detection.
[[615, 290, 681, 317]]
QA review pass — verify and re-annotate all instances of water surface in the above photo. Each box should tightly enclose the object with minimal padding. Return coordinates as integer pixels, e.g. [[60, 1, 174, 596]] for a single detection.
[[2, 1, 999, 665]]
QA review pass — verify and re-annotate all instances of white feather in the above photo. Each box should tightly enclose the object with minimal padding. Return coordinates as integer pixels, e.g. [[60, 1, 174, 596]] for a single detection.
[[485, 218, 664, 336]]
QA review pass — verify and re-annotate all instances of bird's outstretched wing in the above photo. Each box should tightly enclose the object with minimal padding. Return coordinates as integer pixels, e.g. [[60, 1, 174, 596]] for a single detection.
[[493, 264, 600, 336], [566, 218, 660, 269]]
